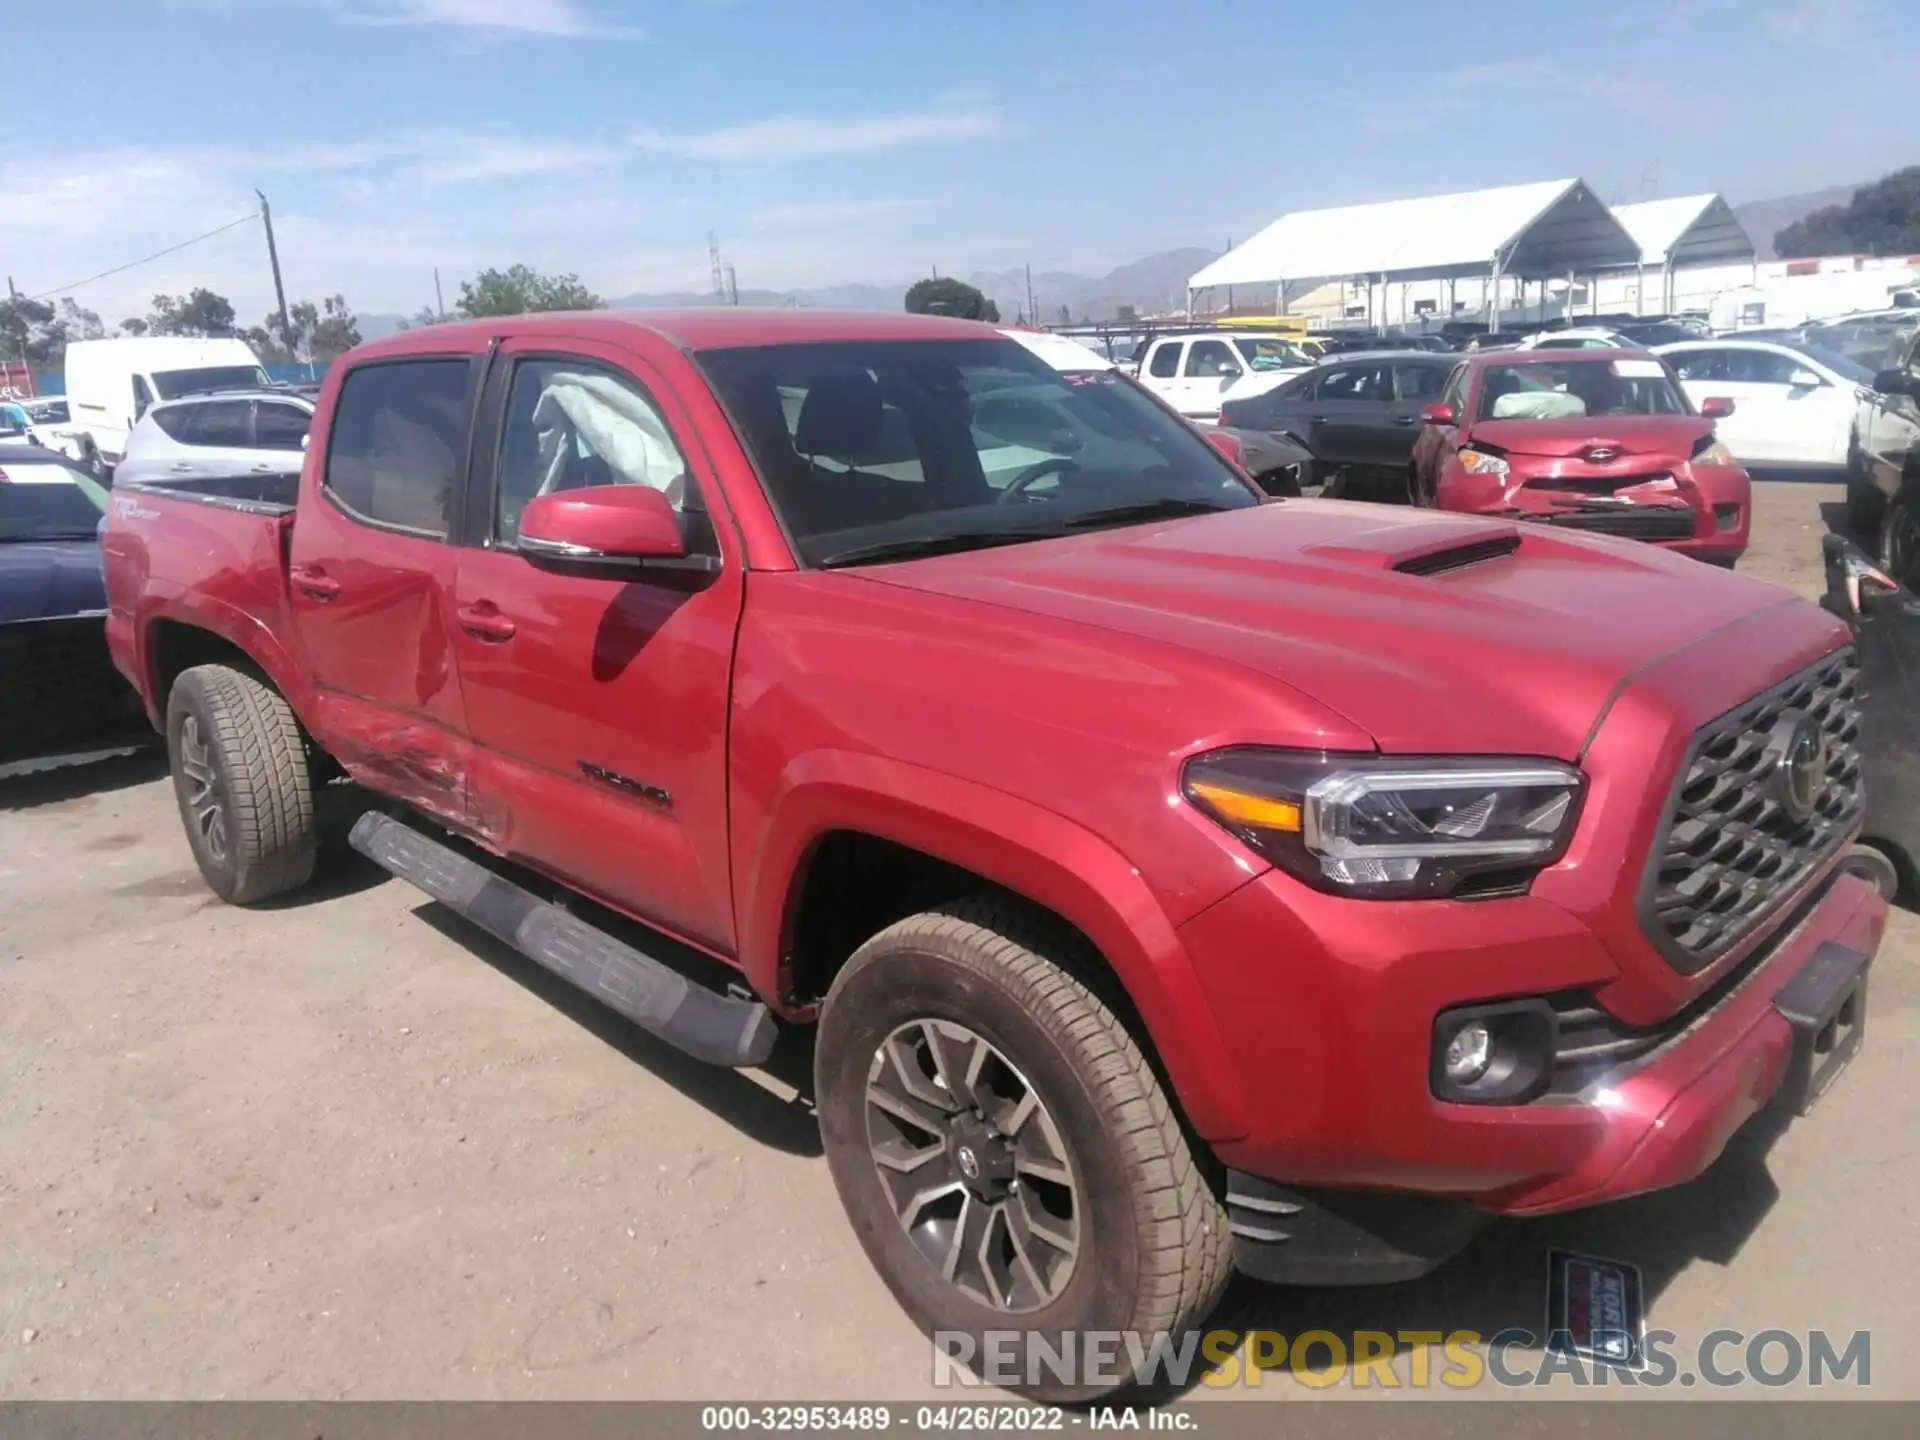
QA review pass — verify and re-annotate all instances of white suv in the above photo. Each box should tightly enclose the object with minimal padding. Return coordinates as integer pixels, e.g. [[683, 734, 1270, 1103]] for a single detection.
[[114, 390, 315, 487], [1132, 331, 1314, 420]]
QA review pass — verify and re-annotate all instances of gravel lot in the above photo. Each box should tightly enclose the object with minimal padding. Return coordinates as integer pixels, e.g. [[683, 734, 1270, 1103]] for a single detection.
[[2, 479, 1915, 1402]]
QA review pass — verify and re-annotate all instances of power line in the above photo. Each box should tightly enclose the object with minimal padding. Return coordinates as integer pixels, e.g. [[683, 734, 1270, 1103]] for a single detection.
[[24, 211, 260, 303]]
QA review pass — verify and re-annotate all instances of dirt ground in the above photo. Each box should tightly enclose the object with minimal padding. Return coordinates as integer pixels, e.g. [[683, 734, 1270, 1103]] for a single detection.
[[2, 479, 1915, 1402]]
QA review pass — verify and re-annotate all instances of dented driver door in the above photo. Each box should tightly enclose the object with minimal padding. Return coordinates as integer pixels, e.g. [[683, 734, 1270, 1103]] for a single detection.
[[447, 335, 744, 955]]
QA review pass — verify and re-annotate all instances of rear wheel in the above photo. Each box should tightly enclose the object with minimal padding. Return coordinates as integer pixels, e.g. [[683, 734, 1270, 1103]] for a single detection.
[[814, 897, 1232, 1401], [166, 664, 317, 905]]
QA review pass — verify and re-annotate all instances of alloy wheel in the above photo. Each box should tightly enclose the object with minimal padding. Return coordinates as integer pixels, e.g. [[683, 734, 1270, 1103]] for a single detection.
[[864, 1018, 1081, 1313], [179, 714, 229, 863]]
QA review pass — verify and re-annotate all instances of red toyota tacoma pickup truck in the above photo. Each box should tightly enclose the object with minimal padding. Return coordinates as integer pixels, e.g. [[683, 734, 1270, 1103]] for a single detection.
[[102, 310, 1881, 1396]]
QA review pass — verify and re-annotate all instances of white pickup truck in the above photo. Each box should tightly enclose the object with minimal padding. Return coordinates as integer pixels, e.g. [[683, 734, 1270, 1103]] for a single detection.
[[1131, 330, 1314, 421]]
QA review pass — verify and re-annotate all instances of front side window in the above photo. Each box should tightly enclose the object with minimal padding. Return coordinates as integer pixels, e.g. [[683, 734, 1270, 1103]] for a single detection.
[[1476, 360, 1687, 421], [324, 359, 472, 538], [494, 358, 713, 555], [180, 399, 252, 448], [1438, 363, 1468, 415], [696, 338, 1259, 568]]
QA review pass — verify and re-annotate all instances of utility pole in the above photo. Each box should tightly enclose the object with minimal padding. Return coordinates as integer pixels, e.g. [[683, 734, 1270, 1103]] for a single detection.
[[255, 190, 292, 339], [1025, 264, 1035, 328], [433, 268, 447, 321]]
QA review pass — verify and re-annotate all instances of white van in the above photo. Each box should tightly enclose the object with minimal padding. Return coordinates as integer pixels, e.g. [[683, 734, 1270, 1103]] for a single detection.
[[54, 337, 269, 473]]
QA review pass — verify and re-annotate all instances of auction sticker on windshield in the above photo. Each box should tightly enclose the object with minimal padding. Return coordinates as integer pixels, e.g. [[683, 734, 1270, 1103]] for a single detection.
[[1611, 358, 1668, 378]]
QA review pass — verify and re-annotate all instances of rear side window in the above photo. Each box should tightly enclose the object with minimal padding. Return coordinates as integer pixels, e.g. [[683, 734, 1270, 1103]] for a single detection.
[[1147, 342, 1182, 378], [253, 401, 311, 451], [1395, 363, 1446, 400], [324, 359, 473, 538], [150, 405, 197, 442]]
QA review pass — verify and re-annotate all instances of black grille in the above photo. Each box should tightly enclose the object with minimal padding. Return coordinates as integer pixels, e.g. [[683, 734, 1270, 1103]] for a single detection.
[[1641, 649, 1862, 972], [1534, 506, 1697, 541]]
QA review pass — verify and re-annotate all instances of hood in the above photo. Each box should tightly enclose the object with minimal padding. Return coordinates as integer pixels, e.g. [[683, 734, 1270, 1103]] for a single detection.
[[0, 538, 108, 624], [850, 501, 1800, 760], [1469, 416, 1713, 462]]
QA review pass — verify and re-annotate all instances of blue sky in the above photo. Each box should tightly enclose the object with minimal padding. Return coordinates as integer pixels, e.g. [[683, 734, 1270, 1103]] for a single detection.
[[2, 0, 1909, 325]]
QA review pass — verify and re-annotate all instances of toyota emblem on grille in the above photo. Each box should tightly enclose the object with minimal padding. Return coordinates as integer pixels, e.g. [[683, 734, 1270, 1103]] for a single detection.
[[1772, 713, 1829, 823], [1584, 445, 1620, 463]]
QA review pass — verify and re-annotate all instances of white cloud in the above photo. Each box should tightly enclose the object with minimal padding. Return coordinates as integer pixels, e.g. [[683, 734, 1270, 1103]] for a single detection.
[[323, 0, 641, 37], [632, 98, 1012, 161]]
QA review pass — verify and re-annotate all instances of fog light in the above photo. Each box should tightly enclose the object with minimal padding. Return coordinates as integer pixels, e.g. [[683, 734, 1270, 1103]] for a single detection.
[[1444, 1021, 1493, 1084]]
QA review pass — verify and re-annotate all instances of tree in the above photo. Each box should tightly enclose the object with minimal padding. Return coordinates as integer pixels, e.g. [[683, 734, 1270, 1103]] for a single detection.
[[119, 317, 149, 337], [0, 294, 105, 366], [247, 294, 363, 363], [905, 277, 999, 322], [1776, 165, 1920, 259], [146, 288, 238, 337], [455, 265, 602, 318], [394, 304, 444, 332]]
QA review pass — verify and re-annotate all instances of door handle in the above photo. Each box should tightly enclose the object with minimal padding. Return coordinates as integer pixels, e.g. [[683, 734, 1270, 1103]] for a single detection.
[[169, 461, 193, 472], [1393, 416, 1417, 426], [290, 564, 340, 602], [1310, 415, 1330, 424], [457, 602, 516, 643]]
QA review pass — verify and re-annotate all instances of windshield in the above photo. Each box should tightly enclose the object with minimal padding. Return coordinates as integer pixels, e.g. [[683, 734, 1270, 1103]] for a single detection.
[[152, 365, 270, 400], [1476, 359, 1687, 421], [1787, 343, 1877, 385], [0, 460, 109, 541], [697, 337, 1259, 568], [1234, 338, 1308, 371]]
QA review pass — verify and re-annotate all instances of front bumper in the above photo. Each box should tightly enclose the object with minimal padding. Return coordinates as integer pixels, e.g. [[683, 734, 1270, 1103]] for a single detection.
[[1437, 459, 1751, 561]]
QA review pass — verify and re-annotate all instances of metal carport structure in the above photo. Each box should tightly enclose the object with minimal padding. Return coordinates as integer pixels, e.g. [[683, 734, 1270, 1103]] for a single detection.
[[1186, 178, 1642, 332], [1609, 194, 1756, 315]]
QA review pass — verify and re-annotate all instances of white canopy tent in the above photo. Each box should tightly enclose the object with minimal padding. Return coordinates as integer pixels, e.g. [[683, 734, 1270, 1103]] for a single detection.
[[1609, 194, 1756, 314], [1186, 178, 1643, 331]]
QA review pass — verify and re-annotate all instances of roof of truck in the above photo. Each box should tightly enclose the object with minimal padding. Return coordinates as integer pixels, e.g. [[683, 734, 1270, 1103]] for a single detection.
[[351, 308, 999, 361]]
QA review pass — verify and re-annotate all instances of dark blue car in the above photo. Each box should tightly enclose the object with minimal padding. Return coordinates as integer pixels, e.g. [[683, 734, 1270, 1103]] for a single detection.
[[0, 443, 148, 767]]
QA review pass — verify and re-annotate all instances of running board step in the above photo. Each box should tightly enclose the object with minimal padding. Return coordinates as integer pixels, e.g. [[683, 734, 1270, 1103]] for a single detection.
[[348, 811, 777, 1067]]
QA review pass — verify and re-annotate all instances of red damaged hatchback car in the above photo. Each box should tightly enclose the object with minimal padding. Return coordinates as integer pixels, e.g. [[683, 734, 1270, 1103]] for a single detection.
[[1411, 349, 1751, 566]]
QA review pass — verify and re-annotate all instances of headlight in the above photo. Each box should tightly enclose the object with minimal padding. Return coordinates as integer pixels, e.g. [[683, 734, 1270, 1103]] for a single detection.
[[1694, 438, 1735, 467], [1182, 749, 1584, 899], [1456, 447, 1509, 477]]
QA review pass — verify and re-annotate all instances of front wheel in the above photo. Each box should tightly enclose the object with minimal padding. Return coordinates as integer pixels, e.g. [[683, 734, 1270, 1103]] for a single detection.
[[166, 664, 317, 905], [1878, 481, 1920, 587], [815, 898, 1232, 1401]]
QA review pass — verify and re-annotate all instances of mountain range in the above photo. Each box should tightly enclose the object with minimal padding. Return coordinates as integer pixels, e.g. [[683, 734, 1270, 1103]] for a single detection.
[[357, 183, 1857, 339]]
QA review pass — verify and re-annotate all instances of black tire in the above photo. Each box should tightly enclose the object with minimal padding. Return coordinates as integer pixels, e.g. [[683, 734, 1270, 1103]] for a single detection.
[[1841, 842, 1901, 903], [165, 664, 317, 905], [1847, 442, 1885, 536], [1878, 481, 1920, 587], [815, 896, 1232, 1402]]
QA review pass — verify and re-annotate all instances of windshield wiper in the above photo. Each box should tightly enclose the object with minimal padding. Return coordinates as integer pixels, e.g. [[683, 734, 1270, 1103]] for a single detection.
[[814, 526, 1067, 569], [1060, 497, 1239, 530]]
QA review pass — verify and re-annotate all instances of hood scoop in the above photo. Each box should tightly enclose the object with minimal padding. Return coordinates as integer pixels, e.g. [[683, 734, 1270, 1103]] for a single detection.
[[1303, 517, 1524, 577], [1393, 533, 1523, 576]]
